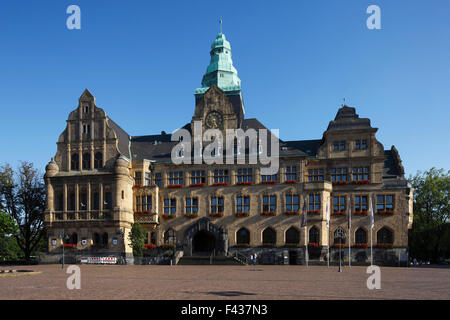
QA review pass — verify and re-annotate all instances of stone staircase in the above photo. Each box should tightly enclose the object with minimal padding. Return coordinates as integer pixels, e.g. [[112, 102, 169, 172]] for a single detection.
[[177, 255, 245, 265]]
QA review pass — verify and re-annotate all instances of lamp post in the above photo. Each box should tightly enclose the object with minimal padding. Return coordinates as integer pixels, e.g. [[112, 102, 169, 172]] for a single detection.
[[335, 228, 346, 273], [59, 229, 69, 269]]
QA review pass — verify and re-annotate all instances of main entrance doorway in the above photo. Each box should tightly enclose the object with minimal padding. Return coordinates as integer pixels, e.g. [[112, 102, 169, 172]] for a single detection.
[[193, 230, 216, 254]]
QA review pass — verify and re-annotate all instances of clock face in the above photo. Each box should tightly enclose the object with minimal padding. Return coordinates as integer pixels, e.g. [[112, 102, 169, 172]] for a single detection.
[[205, 111, 223, 129]]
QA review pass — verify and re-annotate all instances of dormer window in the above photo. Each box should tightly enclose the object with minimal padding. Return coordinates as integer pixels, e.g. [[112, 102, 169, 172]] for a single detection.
[[84, 105, 89, 114], [355, 139, 368, 150], [82, 124, 91, 135], [333, 141, 345, 151]]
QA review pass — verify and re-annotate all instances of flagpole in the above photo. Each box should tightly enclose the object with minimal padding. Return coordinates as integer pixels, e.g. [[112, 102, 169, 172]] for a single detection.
[[326, 198, 330, 267], [348, 196, 351, 268], [370, 195, 374, 266], [305, 226, 308, 267]]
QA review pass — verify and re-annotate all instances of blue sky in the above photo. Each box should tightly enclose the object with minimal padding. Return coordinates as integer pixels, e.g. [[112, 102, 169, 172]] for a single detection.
[[0, 0, 449, 177]]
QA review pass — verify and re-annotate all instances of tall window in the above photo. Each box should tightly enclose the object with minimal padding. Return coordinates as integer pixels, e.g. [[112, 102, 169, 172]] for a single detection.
[[94, 152, 103, 169], [104, 192, 113, 210], [236, 228, 250, 245], [213, 169, 229, 184], [134, 171, 142, 185], [185, 197, 199, 214], [164, 198, 177, 215], [377, 227, 393, 244], [355, 139, 368, 150], [92, 192, 99, 210], [164, 228, 176, 244], [236, 196, 250, 213], [309, 227, 320, 245], [333, 141, 346, 151], [82, 124, 91, 135], [352, 167, 370, 181], [191, 170, 206, 185], [55, 192, 64, 211], [376, 195, 394, 211], [79, 192, 87, 211], [168, 171, 183, 186], [262, 195, 276, 213], [102, 233, 108, 247], [308, 169, 324, 182], [334, 227, 346, 245], [71, 153, 79, 171], [144, 172, 151, 186], [82, 153, 91, 170], [262, 227, 276, 245], [154, 172, 162, 187], [237, 168, 252, 183], [308, 194, 321, 212], [68, 192, 76, 211], [285, 194, 300, 212], [354, 195, 368, 212], [140, 195, 152, 211], [285, 166, 297, 182], [333, 196, 346, 213], [331, 168, 348, 182], [285, 227, 300, 245], [355, 228, 367, 244], [210, 196, 224, 214]]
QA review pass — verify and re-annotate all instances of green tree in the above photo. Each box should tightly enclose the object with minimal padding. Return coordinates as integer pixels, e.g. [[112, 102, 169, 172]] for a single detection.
[[409, 168, 450, 262], [128, 223, 145, 257], [0, 162, 46, 263], [0, 209, 21, 261]]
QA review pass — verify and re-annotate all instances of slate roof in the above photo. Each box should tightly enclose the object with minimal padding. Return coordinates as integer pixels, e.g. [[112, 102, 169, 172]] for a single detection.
[[326, 105, 374, 132], [107, 117, 131, 159]]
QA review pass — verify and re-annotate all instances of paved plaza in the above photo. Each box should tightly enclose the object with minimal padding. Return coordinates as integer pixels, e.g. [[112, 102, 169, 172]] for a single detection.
[[0, 264, 449, 300]]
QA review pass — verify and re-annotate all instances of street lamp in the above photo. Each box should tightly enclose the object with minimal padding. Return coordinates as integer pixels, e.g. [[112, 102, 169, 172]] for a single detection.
[[335, 228, 346, 273], [59, 228, 69, 269]]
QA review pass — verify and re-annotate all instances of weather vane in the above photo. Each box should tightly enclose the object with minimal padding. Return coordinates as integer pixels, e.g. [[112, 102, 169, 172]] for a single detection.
[[219, 18, 222, 34]]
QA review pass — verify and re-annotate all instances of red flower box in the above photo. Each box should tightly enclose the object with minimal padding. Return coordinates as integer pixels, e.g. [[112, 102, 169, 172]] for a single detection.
[[134, 211, 144, 214], [285, 180, 297, 184], [162, 213, 176, 219], [308, 210, 321, 214], [377, 209, 394, 215], [144, 244, 156, 250], [333, 243, 347, 248], [143, 210, 152, 214], [168, 184, 183, 188], [133, 184, 143, 188], [285, 211, 300, 216], [189, 183, 205, 187], [376, 243, 393, 248], [353, 180, 371, 185], [332, 211, 346, 215], [160, 244, 175, 250], [61, 244, 76, 248], [355, 211, 369, 215], [261, 211, 276, 216], [333, 181, 349, 185], [261, 181, 277, 184], [354, 243, 369, 248], [184, 213, 198, 218], [237, 181, 253, 185], [235, 212, 249, 217], [308, 242, 319, 247], [213, 182, 229, 186], [209, 212, 224, 218]]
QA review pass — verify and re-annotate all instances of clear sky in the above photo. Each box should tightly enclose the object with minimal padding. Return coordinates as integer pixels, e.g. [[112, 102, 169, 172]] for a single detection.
[[0, 0, 449, 177]]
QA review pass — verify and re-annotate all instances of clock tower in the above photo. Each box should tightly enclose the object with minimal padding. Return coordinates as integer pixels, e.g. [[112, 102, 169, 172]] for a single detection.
[[192, 32, 245, 135]]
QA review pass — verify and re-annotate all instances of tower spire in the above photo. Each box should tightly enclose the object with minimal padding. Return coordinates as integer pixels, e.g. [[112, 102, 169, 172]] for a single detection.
[[219, 18, 222, 34]]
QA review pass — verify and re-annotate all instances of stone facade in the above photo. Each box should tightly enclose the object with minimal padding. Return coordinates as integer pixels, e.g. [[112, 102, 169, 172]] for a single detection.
[[43, 32, 413, 265]]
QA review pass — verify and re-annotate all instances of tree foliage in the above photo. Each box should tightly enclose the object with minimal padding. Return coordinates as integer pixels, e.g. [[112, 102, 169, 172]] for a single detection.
[[409, 168, 450, 262], [128, 223, 145, 257], [0, 162, 46, 263]]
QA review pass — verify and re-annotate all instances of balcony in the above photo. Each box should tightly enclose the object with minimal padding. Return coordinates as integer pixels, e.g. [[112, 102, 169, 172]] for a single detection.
[[134, 212, 159, 224], [52, 211, 113, 221]]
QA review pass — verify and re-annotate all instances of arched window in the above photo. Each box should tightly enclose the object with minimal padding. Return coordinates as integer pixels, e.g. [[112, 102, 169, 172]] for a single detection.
[[102, 232, 108, 247], [82, 153, 91, 170], [236, 228, 250, 245], [309, 226, 320, 245], [334, 227, 346, 245], [164, 229, 176, 245], [377, 227, 393, 244], [262, 227, 276, 245], [71, 153, 79, 171], [285, 227, 300, 245], [355, 228, 367, 244], [94, 152, 103, 169]]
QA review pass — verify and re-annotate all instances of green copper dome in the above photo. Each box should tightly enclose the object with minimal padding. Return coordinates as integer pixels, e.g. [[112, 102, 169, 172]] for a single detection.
[[195, 33, 242, 95]]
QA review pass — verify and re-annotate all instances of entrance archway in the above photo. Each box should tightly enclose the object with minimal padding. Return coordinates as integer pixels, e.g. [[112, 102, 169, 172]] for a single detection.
[[193, 230, 216, 254]]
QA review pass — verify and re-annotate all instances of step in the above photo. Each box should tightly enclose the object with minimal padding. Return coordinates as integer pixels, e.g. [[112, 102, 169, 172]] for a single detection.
[[177, 256, 244, 265]]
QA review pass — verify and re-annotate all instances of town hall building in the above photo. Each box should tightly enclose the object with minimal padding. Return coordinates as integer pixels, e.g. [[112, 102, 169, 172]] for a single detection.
[[43, 31, 413, 265]]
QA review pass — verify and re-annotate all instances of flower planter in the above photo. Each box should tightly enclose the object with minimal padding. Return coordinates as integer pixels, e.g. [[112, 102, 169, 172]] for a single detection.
[[260, 181, 277, 184], [354, 243, 369, 248], [184, 213, 198, 219], [284, 211, 300, 216], [189, 183, 205, 187], [160, 244, 175, 250], [61, 244, 76, 248], [213, 182, 229, 186], [333, 181, 349, 185], [376, 243, 393, 249], [333, 243, 347, 248], [355, 211, 369, 215], [144, 244, 156, 250], [134, 211, 144, 214], [237, 182, 253, 186], [353, 180, 371, 185], [209, 212, 224, 218], [235, 212, 249, 217], [133, 184, 143, 188], [332, 211, 346, 215], [168, 184, 183, 188], [261, 212, 276, 216], [308, 243, 319, 248], [284, 180, 297, 184], [377, 210, 394, 215], [162, 214, 176, 219], [308, 210, 321, 214]]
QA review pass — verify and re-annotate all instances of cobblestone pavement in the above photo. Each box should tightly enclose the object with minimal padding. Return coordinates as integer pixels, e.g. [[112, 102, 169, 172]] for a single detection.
[[0, 264, 449, 300]]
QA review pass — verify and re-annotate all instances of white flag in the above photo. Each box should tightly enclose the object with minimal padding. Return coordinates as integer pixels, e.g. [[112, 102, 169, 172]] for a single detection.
[[369, 195, 374, 229]]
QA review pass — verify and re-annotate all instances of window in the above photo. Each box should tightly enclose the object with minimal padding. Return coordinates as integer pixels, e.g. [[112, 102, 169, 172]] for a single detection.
[[168, 171, 183, 186], [213, 169, 229, 184], [94, 152, 102, 169], [355, 139, 368, 150], [142, 195, 152, 211], [309, 227, 320, 245], [376, 195, 394, 212], [68, 192, 76, 211], [210, 196, 224, 214], [68, 233, 78, 245], [308, 194, 321, 212], [331, 168, 348, 183], [333, 196, 346, 213], [102, 233, 108, 247], [71, 153, 79, 171], [237, 168, 252, 184], [164, 198, 177, 215], [154, 172, 162, 187], [377, 227, 393, 244], [144, 172, 151, 186], [352, 167, 370, 181], [191, 170, 206, 185], [285, 227, 300, 245], [236, 228, 250, 245], [164, 229, 176, 245], [84, 105, 89, 114], [262, 227, 276, 245], [261, 174, 277, 183], [354, 195, 368, 212], [134, 171, 142, 186], [236, 195, 250, 213], [82, 124, 91, 135], [135, 196, 141, 212], [285, 166, 297, 182], [82, 153, 91, 170], [104, 192, 113, 210], [150, 232, 156, 245], [334, 227, 346, 245], [355, 228, 367, 244], [333, 141, 346, 151], [92, 192, 99, 210], [262, 195, 276, 213], [185, 197, 199, 214], [308, 169, 324, 182], [285, 194, 300, 212], [79, 192, 87, 211]]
